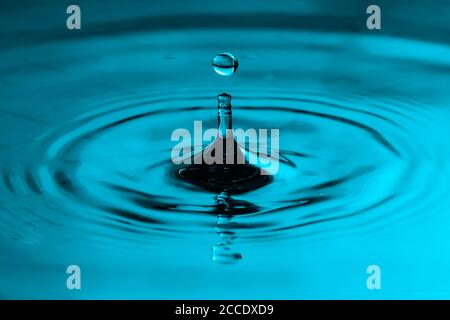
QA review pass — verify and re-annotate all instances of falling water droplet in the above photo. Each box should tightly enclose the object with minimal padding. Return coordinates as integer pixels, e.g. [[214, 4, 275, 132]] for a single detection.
[[212, 53, 239, 76]]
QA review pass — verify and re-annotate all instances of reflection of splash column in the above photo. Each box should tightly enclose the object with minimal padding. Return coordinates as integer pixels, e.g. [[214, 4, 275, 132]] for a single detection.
[[211, 192, 242, 264]]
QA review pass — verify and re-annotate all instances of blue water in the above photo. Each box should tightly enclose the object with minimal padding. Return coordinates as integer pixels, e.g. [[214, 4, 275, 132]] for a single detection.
[[1, 0, 450, 299]]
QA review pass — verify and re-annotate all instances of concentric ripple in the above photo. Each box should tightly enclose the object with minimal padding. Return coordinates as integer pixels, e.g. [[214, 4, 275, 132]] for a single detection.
[[1, 28, 450, 262]]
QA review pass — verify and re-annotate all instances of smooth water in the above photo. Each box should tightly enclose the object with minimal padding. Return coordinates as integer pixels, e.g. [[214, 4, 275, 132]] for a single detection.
[[2, 0, 450, 299]]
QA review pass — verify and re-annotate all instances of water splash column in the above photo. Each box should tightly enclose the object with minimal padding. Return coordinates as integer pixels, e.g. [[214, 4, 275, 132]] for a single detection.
[[217, 92, 232, 138], [213, 52, 238, 138]]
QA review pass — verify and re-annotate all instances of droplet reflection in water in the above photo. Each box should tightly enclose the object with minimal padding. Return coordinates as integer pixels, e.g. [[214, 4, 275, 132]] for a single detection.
[[212, 52, 239, 76], [211, 192, 243, 264]]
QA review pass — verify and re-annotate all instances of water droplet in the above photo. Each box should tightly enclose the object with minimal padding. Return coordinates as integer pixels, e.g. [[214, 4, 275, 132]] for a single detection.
[[212, 53, 238, 76]]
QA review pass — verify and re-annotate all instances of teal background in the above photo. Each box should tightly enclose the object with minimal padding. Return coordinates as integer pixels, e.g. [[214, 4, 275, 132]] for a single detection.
[[1, 0, 450, 299]]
